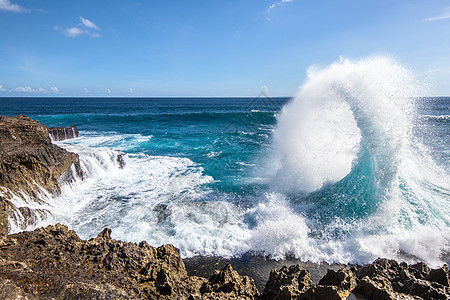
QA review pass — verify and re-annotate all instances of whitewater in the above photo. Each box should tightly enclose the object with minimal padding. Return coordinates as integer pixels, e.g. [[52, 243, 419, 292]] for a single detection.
[[2, 56, 449, 267]]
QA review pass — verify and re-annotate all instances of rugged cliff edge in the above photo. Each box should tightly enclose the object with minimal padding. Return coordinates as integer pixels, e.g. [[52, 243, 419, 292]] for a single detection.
[[0, 224, 257, 299], [0, 224, 448, 299], [0, 115, 82, 235]]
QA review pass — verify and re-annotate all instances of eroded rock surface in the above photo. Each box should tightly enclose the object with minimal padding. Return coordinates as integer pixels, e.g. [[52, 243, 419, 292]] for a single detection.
[[0, 224, 258, 299], [48, 125, 79, 141], [0, 115, 82, 235], [259, 258, 449, 300]]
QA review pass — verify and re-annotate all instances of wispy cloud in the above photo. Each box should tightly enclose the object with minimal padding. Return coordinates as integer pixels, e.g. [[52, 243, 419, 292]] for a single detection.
[[424, 7, 450, 22], [8, 86, 60, 94], [56, 16, 101, 38], [0, 0, 27, 12], [80, 17, 100, 30], [10, 86, 48, 93], [64, 27, 86, 37], [268, 0, 293, 12]]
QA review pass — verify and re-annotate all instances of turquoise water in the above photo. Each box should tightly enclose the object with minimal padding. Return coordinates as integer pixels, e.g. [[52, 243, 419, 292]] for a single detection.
[[1, 58, 449, 266]]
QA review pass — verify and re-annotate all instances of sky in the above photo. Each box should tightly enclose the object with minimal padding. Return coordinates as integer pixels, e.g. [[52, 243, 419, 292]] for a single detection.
[[1, 0, 450, 97]]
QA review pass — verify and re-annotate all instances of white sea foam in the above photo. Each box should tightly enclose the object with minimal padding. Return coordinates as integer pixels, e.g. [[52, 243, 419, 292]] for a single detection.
[[271, 56, 416, 194], [256, 56, 450, 266]]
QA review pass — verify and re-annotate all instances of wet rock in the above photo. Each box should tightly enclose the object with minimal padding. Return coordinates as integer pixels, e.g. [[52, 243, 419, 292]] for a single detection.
[[48, 125, 79, 141], [117, 152, 126, 168], [0, 115, 82, 234]]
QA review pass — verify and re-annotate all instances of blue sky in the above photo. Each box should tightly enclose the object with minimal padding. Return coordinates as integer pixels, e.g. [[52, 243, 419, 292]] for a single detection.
[[1, 0, 449, 97]]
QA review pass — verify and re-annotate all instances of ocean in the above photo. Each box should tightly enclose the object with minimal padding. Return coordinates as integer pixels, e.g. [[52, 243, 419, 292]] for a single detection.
[[1, 57, 449, 267]]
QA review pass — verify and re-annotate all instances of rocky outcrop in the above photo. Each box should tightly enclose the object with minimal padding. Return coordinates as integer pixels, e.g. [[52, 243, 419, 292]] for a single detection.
[[48, 125, 79, 141], [259, 258, 449, 299], [0, 224, 258, 299], [0, 115, 82, 234]]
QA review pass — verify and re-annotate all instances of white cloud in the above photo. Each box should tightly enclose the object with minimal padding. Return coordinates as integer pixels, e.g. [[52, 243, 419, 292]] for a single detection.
[[10, 86, 48, 93], [268, 0, 293, 12], [56, 17, 101, 38], [80, 16, 100, 30], [0, 85, 5, 92], [64, 27, 85, 37], [50, 86, 59, 94], [0, 0, 27, 12], [424, 7, 450, 22]]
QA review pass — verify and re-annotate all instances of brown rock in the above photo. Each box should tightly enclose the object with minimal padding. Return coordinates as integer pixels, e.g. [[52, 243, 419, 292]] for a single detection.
[[426, 265, 449, 287], [354, 275, 412, 300], [259, 264, 313, 300], [201, 264, 258, 299], [0, 115, 82, 234], [0, 224, 258, 299], [48, 125, 79, 141], [318, 267, 357, 295], [300, 285, 344, 300]]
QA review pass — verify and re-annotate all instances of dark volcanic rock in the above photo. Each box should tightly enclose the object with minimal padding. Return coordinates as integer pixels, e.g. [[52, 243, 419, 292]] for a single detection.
[[259, 264, 313, 299], [48, 125, 79, 141], [0, 224, 258, 299], [352, 258, 450, 300], [0, 115, 82, 235], [258, 259, 449, 300], [201, 264, 258, 298]]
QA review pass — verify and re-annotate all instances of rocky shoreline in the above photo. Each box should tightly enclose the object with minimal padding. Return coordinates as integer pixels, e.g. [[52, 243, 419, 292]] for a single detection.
[[0, 115, 449, 299]]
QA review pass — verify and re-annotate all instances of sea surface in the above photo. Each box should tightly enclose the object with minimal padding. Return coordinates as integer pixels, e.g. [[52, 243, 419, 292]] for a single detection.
[[1, 57, 449, 267]]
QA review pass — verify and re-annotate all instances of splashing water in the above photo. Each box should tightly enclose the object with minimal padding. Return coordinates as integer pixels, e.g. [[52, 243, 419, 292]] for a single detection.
[[267, 56, 450, 266]]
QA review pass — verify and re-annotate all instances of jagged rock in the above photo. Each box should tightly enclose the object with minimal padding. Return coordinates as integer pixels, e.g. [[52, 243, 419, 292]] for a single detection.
[[0, 224, 258, 299], [319, 267, 357, 291], [0, 115, 82, 235], [354, 275, 413, 300], [409, 262, 431, 280], [352, 258, 450, 300], [426, 265, 449, 287], [201, 264, 258, 299], [48, 125, 79, 141], [317, 267, 357, 298], [117, 152, 126, 168], [259, 264, 313, 299], [300, 285, 344, 300]]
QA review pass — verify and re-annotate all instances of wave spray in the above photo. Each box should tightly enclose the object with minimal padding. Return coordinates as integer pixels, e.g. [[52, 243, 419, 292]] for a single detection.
[[265, 56, 450, 266]]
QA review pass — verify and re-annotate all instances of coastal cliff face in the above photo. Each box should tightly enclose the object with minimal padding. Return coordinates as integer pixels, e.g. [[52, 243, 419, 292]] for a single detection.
[[0, 115, 81, 235], [48, 125, 79, 141]]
